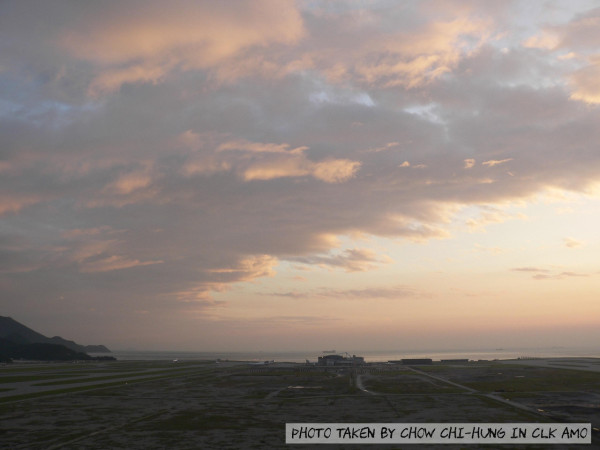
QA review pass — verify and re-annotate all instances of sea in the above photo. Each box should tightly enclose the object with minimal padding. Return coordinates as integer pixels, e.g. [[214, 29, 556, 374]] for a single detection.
[[100, 347, 599, 363]]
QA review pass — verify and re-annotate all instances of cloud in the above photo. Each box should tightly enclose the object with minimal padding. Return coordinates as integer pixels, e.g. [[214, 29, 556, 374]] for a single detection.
[[61, 227, 115, 238], [0, 161, 14, 173], [184, 137, 361, 183], [0, 0, 497, 97], [0, 193, 42, 216], [288, 248, 391, 272], [208, 254, 277, 280], [511, 267, 549, 273], [312, 159, 362, 183], [80, 255, 164, 273], [266, 284, 421, 300], [569, 58, 600, 104], [88, 65, 168, 97], [320, 285, 423, 300], [564, 237, 584, 248], [3, 1, 600, 343], [523, 7, 600, 104], [57, 0, 305, 94], [482, 158, 513, 168], [466, 206, 525, 232], [532, 271, 588, 280], [173, 254, 278, 302], [307, 11, 494, 89], [472, 244, 505, 255], [217, 139, 307, 155], [241, 158, 309, 181], [69, 240, 118, 264], [522, 31, 560, 50], [556, 7, 600, 51], [0, 235, 50, 274], [214, 315, 340, 328], [242, 156, 360, 183], [366, 142, 400, 153], [104, 166, 156, 195], [511, 266, 589, 280]]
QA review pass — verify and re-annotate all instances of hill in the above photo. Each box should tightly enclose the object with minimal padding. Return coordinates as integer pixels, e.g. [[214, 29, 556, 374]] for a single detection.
[[0, 316, 112, 362], [0, 338, 95, 362]]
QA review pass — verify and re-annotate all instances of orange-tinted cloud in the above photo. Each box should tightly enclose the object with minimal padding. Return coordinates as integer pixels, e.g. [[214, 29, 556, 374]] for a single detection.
[[511, 266, 590, 280], [44, 0, 496, 95], [523, 7, 600, 104], [482, 158, 513, 167], [564, 237, 584, 248], [313, 15, 492, 89], [569, 58, 600, 104], [466, 206, 525, 232], [266, 284, 421, 300], [184, 137, 361, 183], [0, 194, 41, 216], [3, 1, 600, 350], [173, 254, 278, 301], [106, 169, 155, 195], [57, 0, 305, 94], [289, 248, 391, 272], [80, 255, 163, 273]]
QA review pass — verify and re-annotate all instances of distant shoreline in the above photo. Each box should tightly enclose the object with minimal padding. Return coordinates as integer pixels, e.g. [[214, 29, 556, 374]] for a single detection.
[[104, 348, 600, 363]]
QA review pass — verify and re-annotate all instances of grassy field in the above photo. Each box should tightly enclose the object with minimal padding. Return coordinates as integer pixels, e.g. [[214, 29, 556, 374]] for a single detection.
[[418, 363, 600, 392], [0, 360, 598, 448]]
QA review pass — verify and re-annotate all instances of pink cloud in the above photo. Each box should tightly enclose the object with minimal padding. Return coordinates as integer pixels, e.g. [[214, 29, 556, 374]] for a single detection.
[[80, 255, 163, 273], [184, 138, 361, 183], [564, 237, 584, 248], [312, 14, 493, 89], [57, 0, 305, 94], [0, 194, 42, 216], [569, 58, 600, 104], [289, 248, 391, 272], [482, 158, 513, 167]]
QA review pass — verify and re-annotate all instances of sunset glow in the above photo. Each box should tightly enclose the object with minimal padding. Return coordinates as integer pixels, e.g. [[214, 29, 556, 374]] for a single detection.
[[1, 0, 599, 352]]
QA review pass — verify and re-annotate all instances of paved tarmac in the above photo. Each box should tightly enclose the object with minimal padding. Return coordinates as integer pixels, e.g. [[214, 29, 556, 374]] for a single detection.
[[498, 357, 600, 372]]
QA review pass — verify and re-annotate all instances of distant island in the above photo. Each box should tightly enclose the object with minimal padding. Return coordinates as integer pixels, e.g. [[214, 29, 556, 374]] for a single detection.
[[0, 316, 114, 363]]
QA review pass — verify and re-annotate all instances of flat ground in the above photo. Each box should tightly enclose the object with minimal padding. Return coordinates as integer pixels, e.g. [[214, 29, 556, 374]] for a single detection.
[[0, 358, 599, 449]]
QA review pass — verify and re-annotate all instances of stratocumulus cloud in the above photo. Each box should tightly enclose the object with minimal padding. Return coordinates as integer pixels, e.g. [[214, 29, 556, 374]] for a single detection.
[[1, 0, 600, 349]]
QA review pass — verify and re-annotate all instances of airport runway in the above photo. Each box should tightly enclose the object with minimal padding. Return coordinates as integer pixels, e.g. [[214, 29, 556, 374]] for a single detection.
[[499, 357, 600, 373]]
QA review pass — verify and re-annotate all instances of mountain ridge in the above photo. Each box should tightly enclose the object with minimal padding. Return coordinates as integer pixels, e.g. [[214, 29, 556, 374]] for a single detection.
[[0, 316, 111, 353]]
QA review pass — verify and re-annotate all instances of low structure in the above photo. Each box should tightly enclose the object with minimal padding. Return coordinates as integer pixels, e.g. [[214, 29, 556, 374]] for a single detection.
[[317, 354, 364, 366], [401, 358, 433, 365], [440, 359, 469, 364]]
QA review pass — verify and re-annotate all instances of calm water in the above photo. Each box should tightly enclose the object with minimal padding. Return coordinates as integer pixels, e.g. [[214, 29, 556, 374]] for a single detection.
[[102, 347, 599, 363]]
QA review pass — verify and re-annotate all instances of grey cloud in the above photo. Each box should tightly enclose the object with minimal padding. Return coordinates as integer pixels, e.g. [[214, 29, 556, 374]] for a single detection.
[[524, 6, 600, 104], [555, 7, 600, 52], [320, 286, 423, 300], [2, 1, 600, 341], [512, 267, 590, 280], [564, 237, 584, 248], [254, 315, 339, 325], [266, 285, 422, 300], [532, 271, 589, 280], [287, 248, 390, 272], [2, 60, 599, 314], [511, 267, 549, 273]]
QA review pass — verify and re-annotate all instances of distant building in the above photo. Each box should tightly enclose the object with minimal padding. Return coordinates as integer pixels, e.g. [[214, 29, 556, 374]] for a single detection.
[[400, 358, 432, 365], [440, 359, 469, 364], [317, 354, 364, 366], [350, 355, 365, 365]]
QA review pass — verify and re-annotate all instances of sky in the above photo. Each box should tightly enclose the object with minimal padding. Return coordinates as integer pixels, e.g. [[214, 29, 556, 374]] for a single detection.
[[1, 0, 600, 352]]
